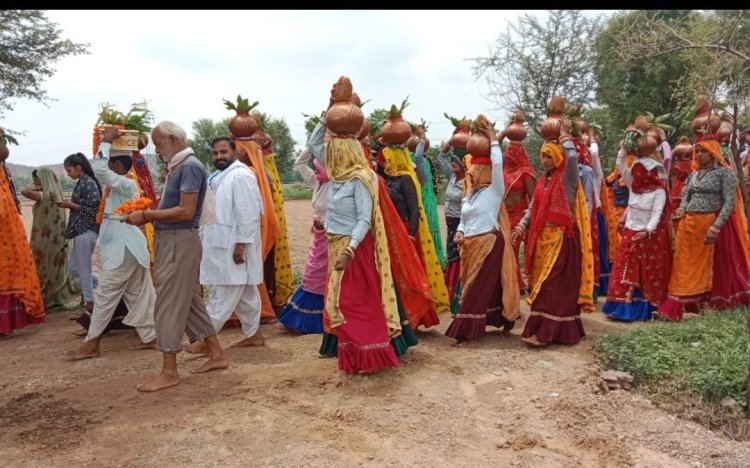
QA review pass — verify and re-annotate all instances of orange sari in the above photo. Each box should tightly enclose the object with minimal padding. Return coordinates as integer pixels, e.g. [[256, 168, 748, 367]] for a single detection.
[[234, 140, 280, 319], [0, 163, 44, 329]]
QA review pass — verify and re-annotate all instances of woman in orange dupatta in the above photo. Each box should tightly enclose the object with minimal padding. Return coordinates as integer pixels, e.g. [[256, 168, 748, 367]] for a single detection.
[[0, 147, 45, 334], [512, 120, 593, 346], [656, 135, 750, 321]]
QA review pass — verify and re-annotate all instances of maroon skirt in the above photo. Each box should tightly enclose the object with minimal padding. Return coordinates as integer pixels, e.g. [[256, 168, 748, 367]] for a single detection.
[[522, 233, 586, 345], [445, 231, 512, 341]]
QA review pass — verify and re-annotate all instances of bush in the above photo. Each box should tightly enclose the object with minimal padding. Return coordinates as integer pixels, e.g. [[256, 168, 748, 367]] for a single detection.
[[594, 308, 749, 407], [282, 183, 312, 200]]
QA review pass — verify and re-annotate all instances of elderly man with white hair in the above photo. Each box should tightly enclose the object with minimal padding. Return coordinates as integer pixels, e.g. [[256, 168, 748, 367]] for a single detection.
[[123, 120, 228, 392]]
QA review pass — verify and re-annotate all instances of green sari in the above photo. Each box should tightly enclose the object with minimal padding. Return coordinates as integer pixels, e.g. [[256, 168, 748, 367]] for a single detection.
[[30, 167, 80, 309], [414, 155, 445, 267]]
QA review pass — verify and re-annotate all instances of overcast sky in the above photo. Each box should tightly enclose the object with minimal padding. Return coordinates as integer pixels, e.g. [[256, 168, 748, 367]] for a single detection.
[[4, 10, 606, 167]]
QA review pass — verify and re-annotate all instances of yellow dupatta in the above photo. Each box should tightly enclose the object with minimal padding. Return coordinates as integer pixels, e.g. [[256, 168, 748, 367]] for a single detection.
[[382, 146, 450, 315], [262, 150, 294, 306], [325, 138, 401, 337]]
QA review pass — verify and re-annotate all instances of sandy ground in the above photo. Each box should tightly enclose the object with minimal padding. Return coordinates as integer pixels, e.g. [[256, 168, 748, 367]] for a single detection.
[[3, 199, 750, 467]]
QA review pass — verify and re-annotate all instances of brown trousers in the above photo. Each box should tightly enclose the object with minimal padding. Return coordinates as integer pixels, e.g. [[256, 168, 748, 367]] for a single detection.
[[153, 228, 215, 353]]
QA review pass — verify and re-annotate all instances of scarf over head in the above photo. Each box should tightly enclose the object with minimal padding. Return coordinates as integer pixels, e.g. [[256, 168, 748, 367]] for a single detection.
[[525, 142, 574, 275], [503, 140, 535, 196]]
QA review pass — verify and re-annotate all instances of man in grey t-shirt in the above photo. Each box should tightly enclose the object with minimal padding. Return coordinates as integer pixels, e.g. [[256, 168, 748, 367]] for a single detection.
[[123, 120, 228, 392]]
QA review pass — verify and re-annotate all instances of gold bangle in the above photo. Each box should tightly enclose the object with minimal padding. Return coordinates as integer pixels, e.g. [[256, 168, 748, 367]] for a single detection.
[[344, 247, 356, 258]]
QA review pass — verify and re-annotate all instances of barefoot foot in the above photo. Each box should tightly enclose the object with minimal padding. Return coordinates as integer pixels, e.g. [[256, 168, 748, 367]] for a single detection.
[[71, 329, 88, 337], [232, 331, 265, 347], [183, 341, 209, 355], [259, 316, 277, 324], [522, 335, 546, 347], [191, 356, 230, 374], [136, 373, 180, 392], [129, 339, 157, 351], [67, 342, 100, 361]]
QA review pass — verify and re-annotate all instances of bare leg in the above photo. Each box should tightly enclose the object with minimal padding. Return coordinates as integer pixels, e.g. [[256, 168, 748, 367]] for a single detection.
[[192, 336, 229, 373], [232, 330, 265, 347], [137, 353, 180, 392], [68, 336, 101, 360]]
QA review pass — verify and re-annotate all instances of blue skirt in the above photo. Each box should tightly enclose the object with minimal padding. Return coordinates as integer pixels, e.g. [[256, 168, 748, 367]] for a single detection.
[[278, 285, 324, 334], [602, 288, 654, 322], [596, 209, 611, 296]]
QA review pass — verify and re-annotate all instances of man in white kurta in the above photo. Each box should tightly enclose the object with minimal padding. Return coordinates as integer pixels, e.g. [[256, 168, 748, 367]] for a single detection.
[[70, 128, 157, 360], [193, 137, 264, 350]]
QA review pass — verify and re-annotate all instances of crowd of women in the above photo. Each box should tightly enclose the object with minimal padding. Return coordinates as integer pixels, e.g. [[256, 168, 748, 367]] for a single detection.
[[2, 79, 750, 377]]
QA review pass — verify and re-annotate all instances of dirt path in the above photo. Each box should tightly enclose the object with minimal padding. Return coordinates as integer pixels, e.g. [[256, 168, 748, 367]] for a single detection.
[[3, 200, 750, 467]]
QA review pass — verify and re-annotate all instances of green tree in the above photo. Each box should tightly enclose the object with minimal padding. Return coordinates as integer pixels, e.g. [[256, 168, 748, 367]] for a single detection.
[[470, 10, 603, 138], [595, 10, 694, 149], [0, 10, 89, 118]]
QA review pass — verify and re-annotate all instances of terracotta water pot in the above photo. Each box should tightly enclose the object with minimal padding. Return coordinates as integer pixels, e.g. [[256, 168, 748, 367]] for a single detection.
[[406, 128, 430, 152], [229, 112, 258, 138], [325, 76, 363, 135], [137, 133, 149, 150], [691, 95, 721, 134], [646, 126, 667, 144], [326, 101, 364, 135], [636, 134, 659, 157], [541, 95, 566, 141], [449, 118, 472, 148], [717, 119, 734, 143], [672, 136, 692, 161], [505, 111, 527, 142], [467, 115, 493, 158], [357, 118, 370, 141], [381, 114, 412, 145]]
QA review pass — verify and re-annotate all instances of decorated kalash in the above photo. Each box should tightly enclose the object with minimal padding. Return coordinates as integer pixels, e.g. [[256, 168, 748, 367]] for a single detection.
[[222, 96, 283, 324], [93, 103, 157, 269], [80, 103, 156, 334]]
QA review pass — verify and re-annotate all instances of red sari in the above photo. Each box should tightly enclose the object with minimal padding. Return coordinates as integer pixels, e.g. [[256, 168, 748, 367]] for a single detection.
[[606, 161, 672, 307], [503, 141, 535, 290]]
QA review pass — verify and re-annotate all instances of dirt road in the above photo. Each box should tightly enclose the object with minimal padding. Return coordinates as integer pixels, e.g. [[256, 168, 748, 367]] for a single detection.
[[3, 200, 749, 467]]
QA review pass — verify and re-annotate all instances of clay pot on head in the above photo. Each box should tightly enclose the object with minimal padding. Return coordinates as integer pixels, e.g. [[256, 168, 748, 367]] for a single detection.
[[325, 75, 364, 135], [137, 133, 149, 150], [646, 126, 667, 144], [541, 95, 567, 141], [381, 114, 412, 145], [505, 111, 527, 142], [449, 119, 472, 149], [466, 114, 493, 159], [717, 119, 734, 143], [672, 136, 692, 161], [326, 101, 364, 135], [251, 129, 273, 148], [691, 95, 721, 134], [357, 118, 370, 141], [229, 112, 258, 138], [406, 127, 430, 152], [636, 133, 659, 157]]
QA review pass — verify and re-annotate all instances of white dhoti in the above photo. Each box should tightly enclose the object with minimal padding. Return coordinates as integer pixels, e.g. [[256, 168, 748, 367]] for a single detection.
[[86, 249, 156, 344], [206, 284, 261, 337]]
